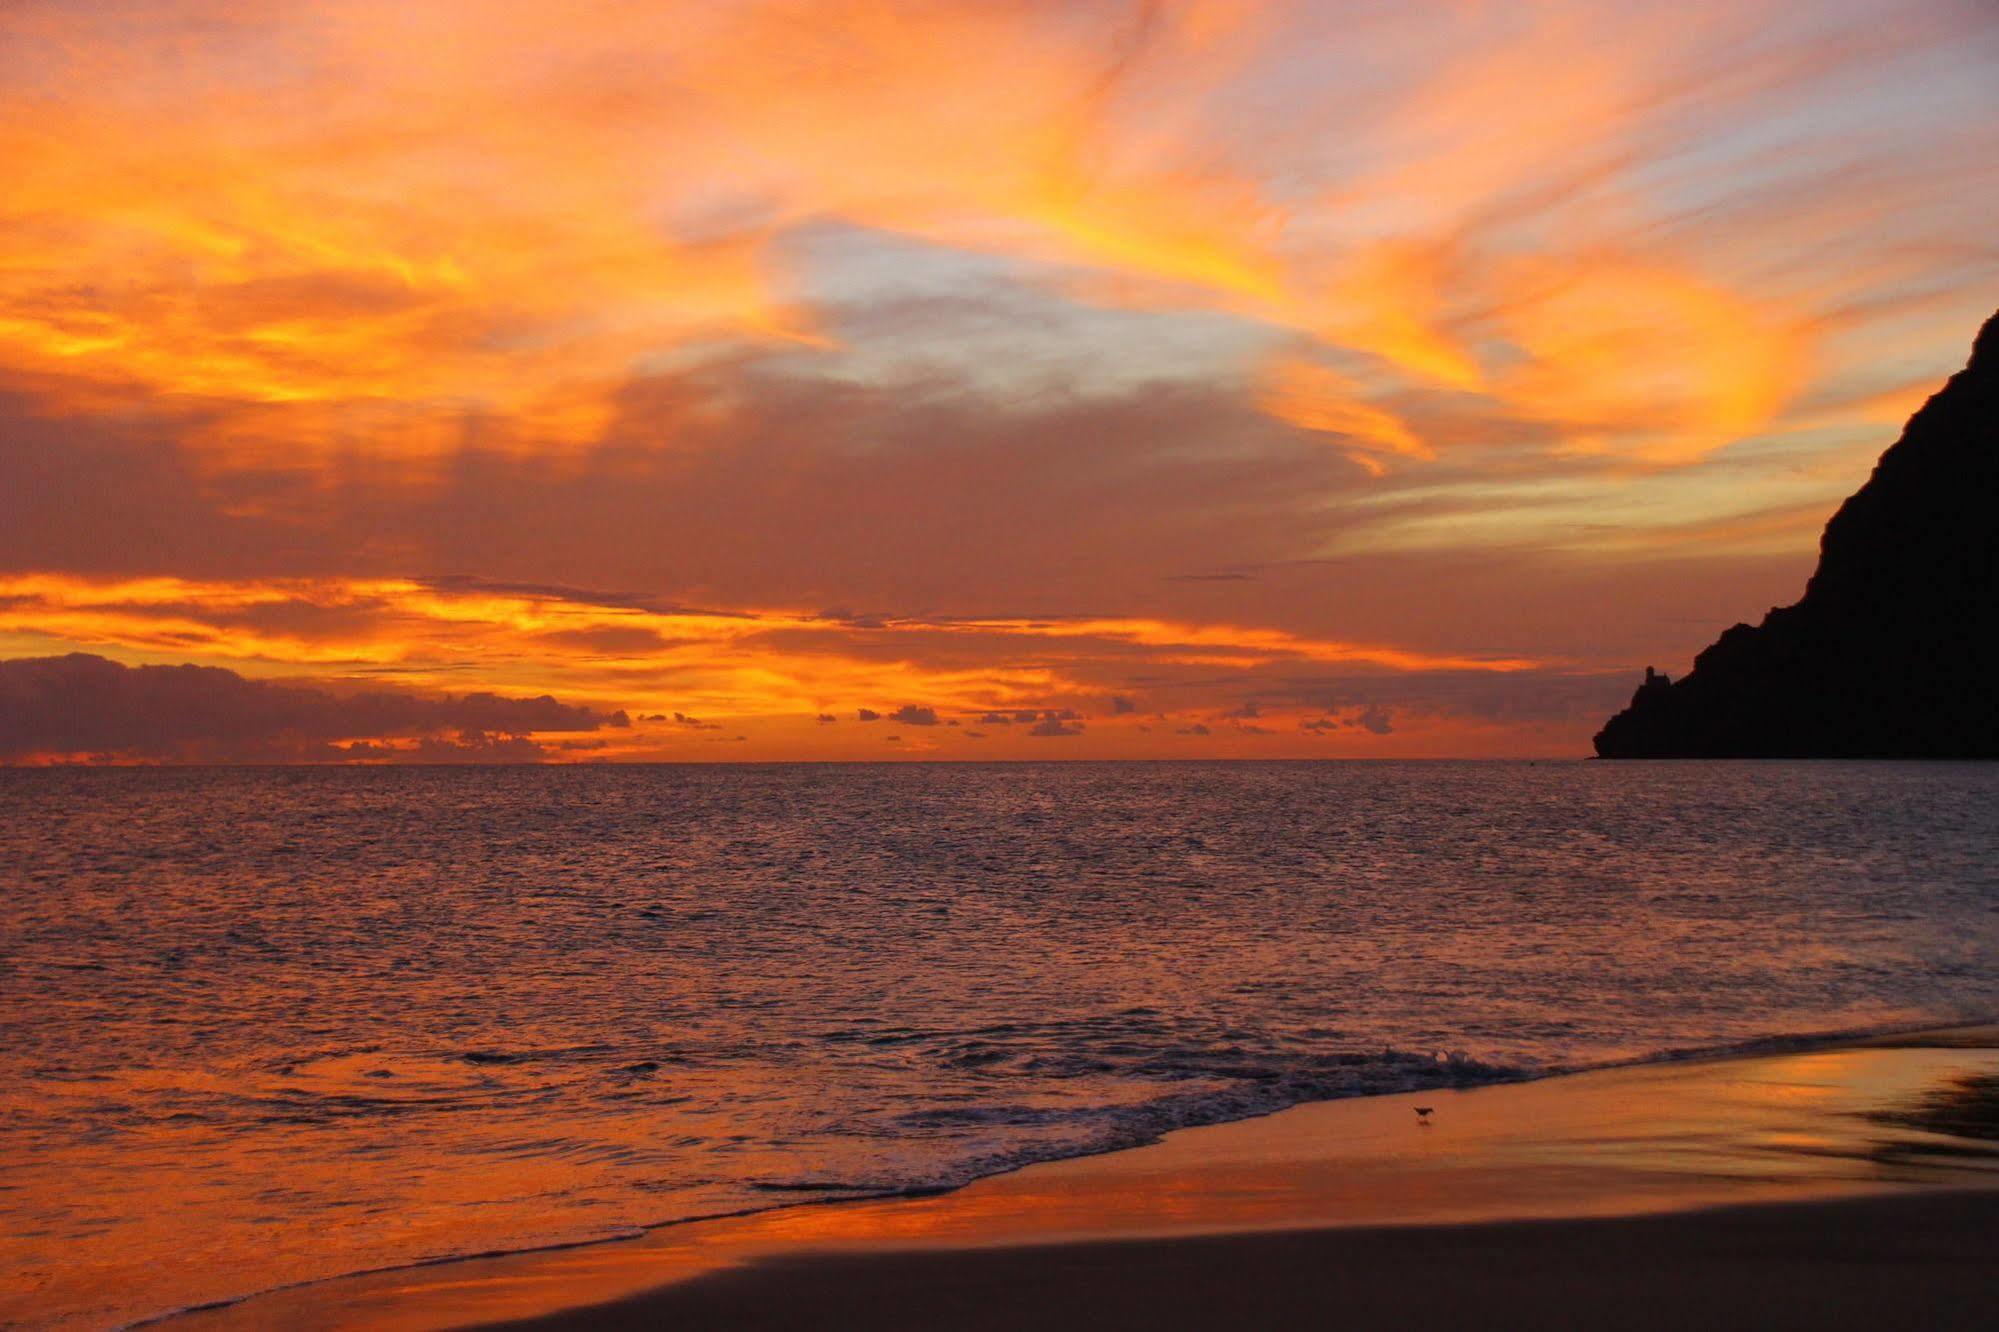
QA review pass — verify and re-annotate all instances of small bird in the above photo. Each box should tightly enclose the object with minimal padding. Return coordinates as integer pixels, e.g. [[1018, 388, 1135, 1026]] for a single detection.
[[1414, 1106, 1434, 1124]]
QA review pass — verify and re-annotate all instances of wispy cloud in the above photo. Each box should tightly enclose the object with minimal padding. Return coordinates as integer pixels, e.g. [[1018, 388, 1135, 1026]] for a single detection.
[[1, 0, 1991, 757], [0, 571, 1603, 756], [2, 0, 1988, 469]]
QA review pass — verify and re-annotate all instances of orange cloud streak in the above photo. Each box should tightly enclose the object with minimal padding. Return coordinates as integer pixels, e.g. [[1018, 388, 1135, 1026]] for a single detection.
[[1256, 356, 1434, 474], [2, 0, 1898, 473], [0, 572, 1549, 757]]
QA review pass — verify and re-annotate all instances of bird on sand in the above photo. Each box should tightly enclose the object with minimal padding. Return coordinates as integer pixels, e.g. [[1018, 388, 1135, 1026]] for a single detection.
[[1414, 1106, 1434, 1124]]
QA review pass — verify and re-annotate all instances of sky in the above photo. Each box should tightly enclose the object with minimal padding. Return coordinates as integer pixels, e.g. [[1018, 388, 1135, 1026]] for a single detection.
[[1, 0, 1995, 763]]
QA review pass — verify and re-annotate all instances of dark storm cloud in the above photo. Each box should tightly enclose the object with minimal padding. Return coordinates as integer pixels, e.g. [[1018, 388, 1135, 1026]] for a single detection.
[[0, 653, 625, 763]]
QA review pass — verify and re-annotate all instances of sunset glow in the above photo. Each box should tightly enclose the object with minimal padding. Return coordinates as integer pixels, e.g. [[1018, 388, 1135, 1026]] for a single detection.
[[3, 0, 1994, 760]]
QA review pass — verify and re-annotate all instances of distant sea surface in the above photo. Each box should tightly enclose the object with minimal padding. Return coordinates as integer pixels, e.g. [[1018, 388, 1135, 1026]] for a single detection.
[[3, 761, 1996, 1328]]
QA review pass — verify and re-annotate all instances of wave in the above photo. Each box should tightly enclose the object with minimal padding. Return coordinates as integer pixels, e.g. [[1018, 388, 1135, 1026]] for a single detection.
[[123, 1016, 1989, 1331]]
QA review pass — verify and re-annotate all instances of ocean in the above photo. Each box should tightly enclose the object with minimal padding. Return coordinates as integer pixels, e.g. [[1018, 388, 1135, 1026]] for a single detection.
[[3, 761, 1995, 1328]]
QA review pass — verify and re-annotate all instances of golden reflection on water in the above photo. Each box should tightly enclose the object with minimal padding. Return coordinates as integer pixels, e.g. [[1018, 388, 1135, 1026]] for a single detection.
[[13, 763, 1995, 1331], [172, 1040, 1999, 1332]]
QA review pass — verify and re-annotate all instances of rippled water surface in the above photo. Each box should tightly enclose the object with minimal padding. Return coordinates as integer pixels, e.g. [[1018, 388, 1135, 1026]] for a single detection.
[[3, 761, 1995, 1327]]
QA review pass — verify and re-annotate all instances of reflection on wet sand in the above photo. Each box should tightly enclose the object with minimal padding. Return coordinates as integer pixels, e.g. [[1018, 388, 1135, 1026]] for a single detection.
[[172, 1031, 1999, 1331]]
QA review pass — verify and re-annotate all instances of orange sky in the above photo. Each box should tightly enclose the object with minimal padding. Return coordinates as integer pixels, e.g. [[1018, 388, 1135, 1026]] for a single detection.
[[2, 0, 1995, 761]]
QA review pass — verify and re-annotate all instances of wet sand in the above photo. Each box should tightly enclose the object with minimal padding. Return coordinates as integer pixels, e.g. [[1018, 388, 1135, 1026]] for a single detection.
[[171, 1029, 1999, 1331], [493, 1190, 1999, 1331]]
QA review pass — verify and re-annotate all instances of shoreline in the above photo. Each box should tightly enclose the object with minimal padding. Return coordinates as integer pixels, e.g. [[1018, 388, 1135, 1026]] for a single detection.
[[163, 1023, 1999, 1331], [491, 1190, 1999, 1331]]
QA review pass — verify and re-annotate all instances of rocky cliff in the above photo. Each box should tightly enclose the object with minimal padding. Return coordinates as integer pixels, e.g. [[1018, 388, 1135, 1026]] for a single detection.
[[1594, 309, 1998, 758]]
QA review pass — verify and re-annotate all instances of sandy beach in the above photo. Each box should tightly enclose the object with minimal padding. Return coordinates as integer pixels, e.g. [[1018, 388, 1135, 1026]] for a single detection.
[[494, 1192, 1999, 1331], [168, 1027, 1999, 1331], [10, 6, 1997, 1327]]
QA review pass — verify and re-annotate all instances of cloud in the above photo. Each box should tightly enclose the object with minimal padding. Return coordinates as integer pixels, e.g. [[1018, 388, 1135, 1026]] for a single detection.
[[0, 565, 1658, 755], [346, 732, 551, 764], [818, 607, 889, 629], [1275, 670, 1619, 730], [534, 625, 670, 654], [0, 653, 623, 764], [7, 0, 1979, 476], [972, 708, 1085, 725], [1110, 695, 1138, 714], [885, 704, 939, 726], [1028, 712, 1084, 737], [1176, 723, 1212, 736], [1258, 357, 1434, 475], [856, 707, 882, 721], [0, 0, 1988, 761], [1353, 703, 1394, 735]]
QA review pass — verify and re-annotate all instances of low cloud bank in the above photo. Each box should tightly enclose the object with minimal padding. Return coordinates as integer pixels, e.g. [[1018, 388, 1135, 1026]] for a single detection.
[[0, 653, 626, 764]]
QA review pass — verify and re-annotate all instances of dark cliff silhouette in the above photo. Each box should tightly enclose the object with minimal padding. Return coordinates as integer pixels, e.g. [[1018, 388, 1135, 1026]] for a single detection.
[[1595, 309, 1998, 758]]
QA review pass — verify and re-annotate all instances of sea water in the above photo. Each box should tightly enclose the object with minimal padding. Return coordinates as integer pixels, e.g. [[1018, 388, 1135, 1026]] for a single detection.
[[2, 761, 1994, 1327]]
